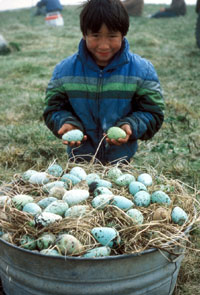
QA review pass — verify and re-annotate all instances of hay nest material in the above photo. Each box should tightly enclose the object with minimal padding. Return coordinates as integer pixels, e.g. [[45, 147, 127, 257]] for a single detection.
[[0, 160, 199, 257]]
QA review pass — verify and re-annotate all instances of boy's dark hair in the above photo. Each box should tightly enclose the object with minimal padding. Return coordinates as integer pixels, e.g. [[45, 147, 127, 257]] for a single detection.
[[80, 0, 129, 36]]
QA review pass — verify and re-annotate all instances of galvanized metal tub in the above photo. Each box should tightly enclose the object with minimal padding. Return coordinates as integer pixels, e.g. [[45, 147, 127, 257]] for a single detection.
[[0, 237, 185, 295]]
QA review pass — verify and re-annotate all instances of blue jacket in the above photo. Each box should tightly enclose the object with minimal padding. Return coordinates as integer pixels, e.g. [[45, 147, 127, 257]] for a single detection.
[[43, 38, 165, 164], [36, 0, 62, 13]]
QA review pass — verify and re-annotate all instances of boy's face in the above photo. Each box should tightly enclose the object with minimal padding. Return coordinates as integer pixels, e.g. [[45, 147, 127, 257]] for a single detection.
[[83, 24, 123, 67]]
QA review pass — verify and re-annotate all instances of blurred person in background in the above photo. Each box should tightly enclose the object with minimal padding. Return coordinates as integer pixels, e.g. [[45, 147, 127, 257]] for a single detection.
[[150, 0, 186, 18], [35, 0, 63, 16]]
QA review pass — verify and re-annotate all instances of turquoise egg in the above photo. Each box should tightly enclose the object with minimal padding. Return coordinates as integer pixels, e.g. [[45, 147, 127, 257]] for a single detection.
[[62, 189, 90, 206], [137, 173, 152, 186], [37, 233, 56, 250], [22, 169, 37, 182], [171, 206, 188, 225], [29, 172, 49, 185], [107, 127, 126, 140], [83, 246, 111, 258], [47, 164, 63, 177], [56, 234, 83, 255], [43, 181, 67, 193], [92, 194, 113, 209], [20, 235, 37, 250], [91, 227, 121, 248], [40, 249, 61, 256], [12, 194, 34, 210], [86, 173, 100, 185], [107, 167, 122, 180], [23, 202, 42, 216], [129, 181, 147, 196], [64, 205, 90, 218], [37, 197, 57, 209], [93, 186, 113, 197], [62, 129, 84, 142], [95, 179, 112, 189], [133, 191, 151, 207], [34, 212, 62, 227], [61, 173, 81, 186], [151, 190, 171, 205], [44, 200, 69, 217], [115, 174, 135, 186], [69, 167, 87, 180], [111, 195, 133, 211], [126, 208, 144, 224]]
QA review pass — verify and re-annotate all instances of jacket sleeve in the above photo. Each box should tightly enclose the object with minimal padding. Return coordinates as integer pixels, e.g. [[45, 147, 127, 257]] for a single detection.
[[43, 70, 84, 139], [117, 61, 165, 141], [36, 0, 46, 8]]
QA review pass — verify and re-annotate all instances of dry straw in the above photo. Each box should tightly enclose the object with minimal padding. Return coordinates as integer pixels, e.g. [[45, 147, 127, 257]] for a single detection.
[[0, 158, 199, 257]]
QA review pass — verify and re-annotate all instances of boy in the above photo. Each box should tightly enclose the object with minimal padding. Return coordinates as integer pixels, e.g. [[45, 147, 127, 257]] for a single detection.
[[43, 0, 165, 164]]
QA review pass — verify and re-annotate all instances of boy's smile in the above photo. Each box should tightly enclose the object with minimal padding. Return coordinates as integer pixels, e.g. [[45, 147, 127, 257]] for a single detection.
[[83, 24, 123, 67]]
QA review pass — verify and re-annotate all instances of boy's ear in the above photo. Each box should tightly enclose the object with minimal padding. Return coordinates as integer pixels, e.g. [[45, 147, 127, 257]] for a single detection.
[[83, 35, 86, 40]]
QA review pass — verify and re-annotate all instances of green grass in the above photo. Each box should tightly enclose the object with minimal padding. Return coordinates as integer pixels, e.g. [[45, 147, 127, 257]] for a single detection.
[[0, 4, 200, 294]]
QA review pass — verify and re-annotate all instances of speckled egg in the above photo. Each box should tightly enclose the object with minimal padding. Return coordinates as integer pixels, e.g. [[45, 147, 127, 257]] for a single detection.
[[171, 206, 188, 225], [62, 189, 90, 206], [91, 227, 121, 248], [48, 186, 67, 200], [92, 194, 113, 209], [151, 191, 171, 205], [64, 205, 90, 218], [44, 200, 69, 217], [95, 179, 112, 189], [12, 194, 34, 210], [107, 167, 122, 180], [61, 173, 81, 186], [111, 195, 134, 211], [0, 195, 11, 207], [43, 181, 67, 193], [37, 197, 57, 209], [34, 212, 62, 227], [37, 233, 56, 250], [126, 208, 144, 224], [62, 129, 84, 142], [107, 127, 126, 140], [93, 186, 113, 197], [137, 173, 152, 186], [29, 172, 49, 185], [40, 249, 61, 256], [22, 169, 38, 182], [129, 181, 147, 196], [85, 173, 101, 185], [83, 246, 111, 258], [23, 202, 42, 216], [20, 235, 37, 250], [56, 234, 83, 255], [133, 191, 151, 207], [47, 164, 63, 177], [115, 174, 135, 187], [69, 167, 87, 180]]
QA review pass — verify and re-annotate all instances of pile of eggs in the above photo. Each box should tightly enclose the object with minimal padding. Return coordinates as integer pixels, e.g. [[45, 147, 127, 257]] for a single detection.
[[0, 164, 189, 257]]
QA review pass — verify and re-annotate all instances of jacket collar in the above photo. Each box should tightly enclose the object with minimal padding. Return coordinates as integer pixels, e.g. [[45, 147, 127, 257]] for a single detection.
[[77, 37, 130, 72]]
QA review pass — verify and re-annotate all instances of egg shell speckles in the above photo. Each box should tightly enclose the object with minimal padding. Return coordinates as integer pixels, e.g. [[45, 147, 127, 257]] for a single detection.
[[62, 189, 89, 206], [83, 246, 111, 258], [23, 203, 42, 216], [133, 191, 151, 207], [92, 194, 114, 209], [12, 194, 34, 210], [126, 208, 144, 225], [111, 195, 134, 211], [29, 172, 49, 185], [62, 130, 84, 142], [34, 212, 62, 227], [137, 173, 153, 186], [44, 200, 69, 217], [151, 191, 171, 205], [129, 181, 147, 196], [56, 234, 83, 255], [69, 167, 87, 180], [20, 235, 37, 250], [91, 227, 121, 248], [107, 127, 126, 140], [115, 174, 135, 187], [107, 167, 122, 180], [64, 205, 90, 218], [37, 233, 56, 250], [93, 186, 113, 197], [171, 206, 188, 225], [47, 164, 63, 177]]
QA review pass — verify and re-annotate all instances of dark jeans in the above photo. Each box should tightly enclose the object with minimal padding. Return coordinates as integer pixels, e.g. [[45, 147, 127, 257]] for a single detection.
[[151, 10, 180, 18]]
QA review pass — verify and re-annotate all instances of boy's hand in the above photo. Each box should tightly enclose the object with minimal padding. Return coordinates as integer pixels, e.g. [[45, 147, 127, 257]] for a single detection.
[[105, 124, 132, 146], [58, 123, 87, 147]]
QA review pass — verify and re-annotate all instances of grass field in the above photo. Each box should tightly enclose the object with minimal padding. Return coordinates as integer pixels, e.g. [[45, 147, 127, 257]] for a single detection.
[[0, 3, 200, 294]]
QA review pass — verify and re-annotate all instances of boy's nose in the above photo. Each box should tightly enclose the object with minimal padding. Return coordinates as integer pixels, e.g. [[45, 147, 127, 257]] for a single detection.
[[98, 38, 110, 49]]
